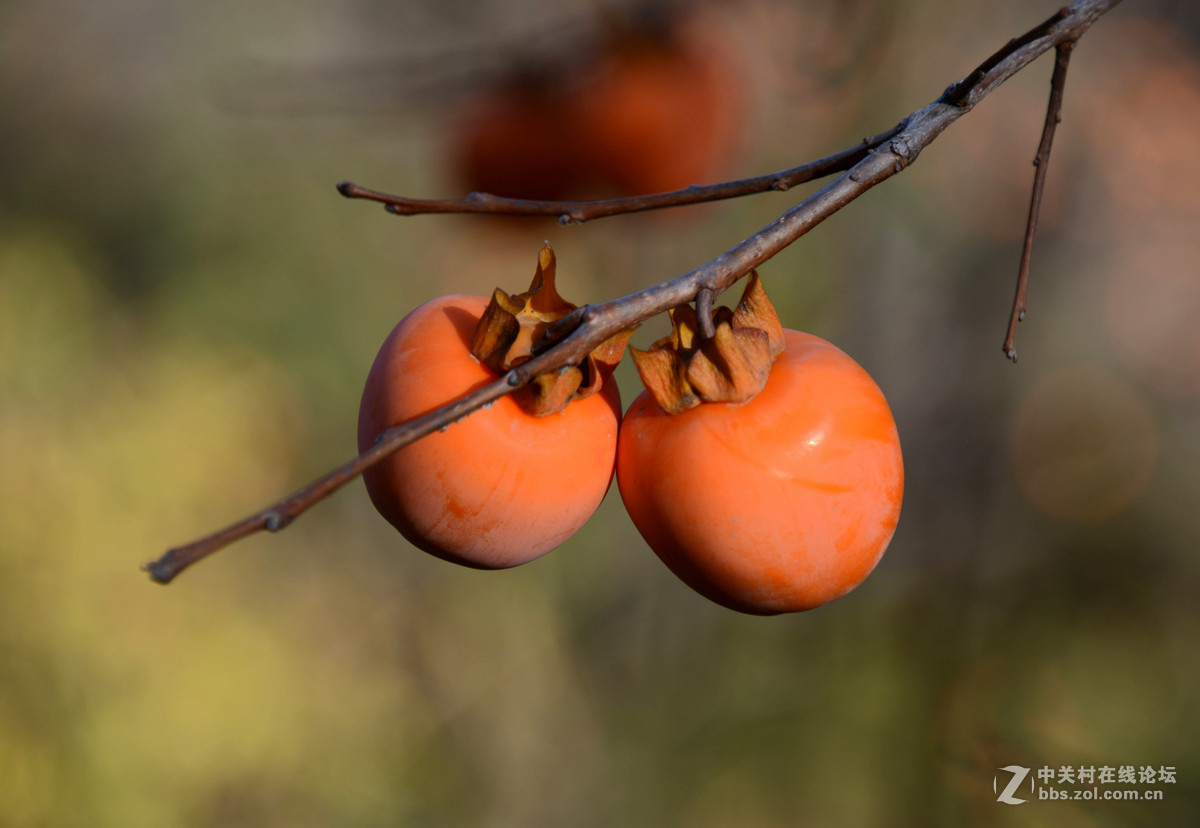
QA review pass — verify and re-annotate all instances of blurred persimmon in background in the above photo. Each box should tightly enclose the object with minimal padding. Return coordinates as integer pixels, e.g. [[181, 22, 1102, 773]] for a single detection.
[[448, 2, 746, 200]]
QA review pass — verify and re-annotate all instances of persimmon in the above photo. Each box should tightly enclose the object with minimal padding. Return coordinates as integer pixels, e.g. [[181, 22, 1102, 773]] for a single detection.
[[568, 19, 745, 196], [616, 276, 903, 615], [357, 246, 625, 569], [447, 8, 744, 200], [449, 79, 581, 202]]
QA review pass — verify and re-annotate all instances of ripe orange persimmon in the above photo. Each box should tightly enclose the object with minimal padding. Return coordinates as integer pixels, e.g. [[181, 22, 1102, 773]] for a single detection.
[[357, 293, 622, 569], [617, 329, 903, 615]]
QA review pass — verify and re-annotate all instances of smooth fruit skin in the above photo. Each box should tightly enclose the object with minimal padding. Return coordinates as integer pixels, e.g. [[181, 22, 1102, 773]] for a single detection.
[[358, 295, 621, 569], [616, 330, 903, 615]]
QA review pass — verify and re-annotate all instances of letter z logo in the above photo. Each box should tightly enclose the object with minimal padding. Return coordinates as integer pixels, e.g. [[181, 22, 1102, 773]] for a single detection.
[[995, 765, 1032, 805]]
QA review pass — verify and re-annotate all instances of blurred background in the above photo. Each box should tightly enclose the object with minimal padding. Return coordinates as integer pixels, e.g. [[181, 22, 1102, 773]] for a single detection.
[[2, 0, 1198, 824]]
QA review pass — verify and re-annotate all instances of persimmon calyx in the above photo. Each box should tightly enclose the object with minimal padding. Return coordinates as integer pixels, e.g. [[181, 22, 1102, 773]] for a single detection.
[[630, 271, 785, 414], [471, 243, 632, 416]]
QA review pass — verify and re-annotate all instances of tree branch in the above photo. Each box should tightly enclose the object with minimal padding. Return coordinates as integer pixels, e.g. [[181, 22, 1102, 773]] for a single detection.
[[1004, 40, 1076, 362], [145, 0, 1123, 584], [335, 123, 907, 225]]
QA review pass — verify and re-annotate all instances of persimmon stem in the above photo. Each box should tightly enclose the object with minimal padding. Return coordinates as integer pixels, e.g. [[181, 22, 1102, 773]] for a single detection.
[[695, 289, 717, 342], [147, 0, 1123, 584], [1003, 39, 1076, 363]]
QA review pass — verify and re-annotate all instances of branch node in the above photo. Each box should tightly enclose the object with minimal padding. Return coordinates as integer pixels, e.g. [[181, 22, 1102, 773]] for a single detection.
[[890, 136, 916, 168]]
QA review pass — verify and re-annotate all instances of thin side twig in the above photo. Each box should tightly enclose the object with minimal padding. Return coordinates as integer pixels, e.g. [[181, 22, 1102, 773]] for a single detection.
[[940, 6, 1072, 107], [1004, 39, 1076, 362], [145, 0, 1122, 585], [335, 123, 907, 225]]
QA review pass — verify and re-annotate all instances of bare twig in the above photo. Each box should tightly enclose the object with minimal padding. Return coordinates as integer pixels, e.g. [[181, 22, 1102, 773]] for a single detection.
[[146, 0, 1122, 584], [335, 123, 907, 225], [940, 6, 1072, 107], [1004, 40, 1076, 362], [143, 377, 517, 583]]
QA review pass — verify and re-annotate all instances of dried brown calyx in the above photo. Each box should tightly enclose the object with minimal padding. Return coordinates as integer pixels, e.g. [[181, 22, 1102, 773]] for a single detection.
[[471, 243, 633, 417], [631, 271, 786, 414]]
